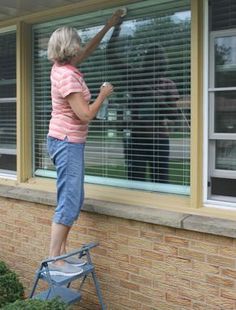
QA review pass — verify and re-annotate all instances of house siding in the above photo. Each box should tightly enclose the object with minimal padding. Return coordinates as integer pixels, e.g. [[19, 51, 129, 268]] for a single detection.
[[1, 197, 236, 309]]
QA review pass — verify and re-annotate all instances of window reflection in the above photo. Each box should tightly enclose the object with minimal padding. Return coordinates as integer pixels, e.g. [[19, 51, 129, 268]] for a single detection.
[[216, 140, 236, 170], [85, 11, 191, 186], [33, 2, 191, 191], [215, 91, 236, 133], [215, 36, 236, 87]]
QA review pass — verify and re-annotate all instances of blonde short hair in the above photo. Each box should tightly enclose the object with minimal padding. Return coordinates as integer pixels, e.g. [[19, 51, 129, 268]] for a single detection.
[[47, 26, 81, 64]]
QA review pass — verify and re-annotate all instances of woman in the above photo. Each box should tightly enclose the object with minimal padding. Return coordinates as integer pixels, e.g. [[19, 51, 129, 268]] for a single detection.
[[47, 9, 124, 276]]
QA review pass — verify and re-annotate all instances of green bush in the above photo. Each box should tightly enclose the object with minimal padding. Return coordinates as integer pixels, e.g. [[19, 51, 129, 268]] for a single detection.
[[0, 261, 11, 275], [1, 298, 69, 309], [0, 261, 24, 307]]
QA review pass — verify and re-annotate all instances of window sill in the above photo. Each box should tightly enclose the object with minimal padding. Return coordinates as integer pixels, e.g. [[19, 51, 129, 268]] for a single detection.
[[1, 184, 236, 238]]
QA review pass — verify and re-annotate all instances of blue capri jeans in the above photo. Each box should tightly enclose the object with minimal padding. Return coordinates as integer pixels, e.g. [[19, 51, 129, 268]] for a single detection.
[[47, 136, 85, 227]]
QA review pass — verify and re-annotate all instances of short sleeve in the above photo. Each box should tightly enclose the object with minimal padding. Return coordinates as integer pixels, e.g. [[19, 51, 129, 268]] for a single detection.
[[58, 71, 83, 98]]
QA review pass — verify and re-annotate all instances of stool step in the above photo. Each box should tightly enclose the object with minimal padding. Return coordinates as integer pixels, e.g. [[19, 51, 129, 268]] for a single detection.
[[33, 286, 82, 304]]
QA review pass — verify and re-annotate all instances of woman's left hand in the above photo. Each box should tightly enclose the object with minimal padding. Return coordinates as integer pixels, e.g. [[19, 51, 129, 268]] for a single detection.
[[100, 82, 113, 98]]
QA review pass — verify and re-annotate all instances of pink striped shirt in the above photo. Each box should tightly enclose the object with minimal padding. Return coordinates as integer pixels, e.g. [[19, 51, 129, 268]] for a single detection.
[[48, 63, 91, 143]]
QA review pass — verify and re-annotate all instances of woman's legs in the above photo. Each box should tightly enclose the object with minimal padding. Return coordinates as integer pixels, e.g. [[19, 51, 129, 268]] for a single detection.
[[47, 137, 85, 269], [48, 222, 83, 275], [60, 225, 71, 255], [49, 222, 71, 265]]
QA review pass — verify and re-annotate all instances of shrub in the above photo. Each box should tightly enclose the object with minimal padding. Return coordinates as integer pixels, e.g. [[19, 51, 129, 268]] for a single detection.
[[1, 298, 69, 309], [0, 261, 24, 307], [0, 261, 11, 275]]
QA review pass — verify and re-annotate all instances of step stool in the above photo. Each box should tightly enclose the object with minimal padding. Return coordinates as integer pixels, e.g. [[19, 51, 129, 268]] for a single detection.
[[29, 242, 106, 309]]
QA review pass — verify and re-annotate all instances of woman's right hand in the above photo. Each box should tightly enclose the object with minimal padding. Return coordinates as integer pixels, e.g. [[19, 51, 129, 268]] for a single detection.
[[100, 82, 113, 98], [106, 9, 126, 28]]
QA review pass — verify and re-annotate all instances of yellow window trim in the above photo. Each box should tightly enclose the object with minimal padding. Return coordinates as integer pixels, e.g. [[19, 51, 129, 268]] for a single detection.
[[23, 177, 190, 209], [190, 0, 204, 209], [16, 21, 32, 183]]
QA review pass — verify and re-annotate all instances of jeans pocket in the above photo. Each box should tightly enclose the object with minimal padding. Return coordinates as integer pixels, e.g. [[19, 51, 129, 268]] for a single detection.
[[47, 137, 57, 164], [67, 143, 84, 176]]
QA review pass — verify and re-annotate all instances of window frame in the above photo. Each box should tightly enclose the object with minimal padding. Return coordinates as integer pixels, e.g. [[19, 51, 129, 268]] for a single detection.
[[32, 0, 192, 196], [209, 30, 236, 179], [204, 0, 236, 207]]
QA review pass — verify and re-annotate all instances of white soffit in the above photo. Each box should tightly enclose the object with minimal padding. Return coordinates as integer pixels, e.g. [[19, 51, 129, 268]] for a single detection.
[[0, 0, 83, 22]]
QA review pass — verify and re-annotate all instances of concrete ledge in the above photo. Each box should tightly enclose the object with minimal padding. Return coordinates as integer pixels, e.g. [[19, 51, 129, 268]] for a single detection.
[[3, 186, 56, 206], [85, 199, 187, 228], [0, 184, 236, 238], [183, 215, 236, 239]]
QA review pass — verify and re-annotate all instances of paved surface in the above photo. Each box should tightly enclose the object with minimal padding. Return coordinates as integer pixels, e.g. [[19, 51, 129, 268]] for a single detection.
[[85, 138, 190, 164]]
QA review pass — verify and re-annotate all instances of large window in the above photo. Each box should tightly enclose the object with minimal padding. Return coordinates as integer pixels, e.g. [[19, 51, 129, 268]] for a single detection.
[[33, 0, 191, 195], [208, 0, 236, 201], [0, 29, 16, 177]]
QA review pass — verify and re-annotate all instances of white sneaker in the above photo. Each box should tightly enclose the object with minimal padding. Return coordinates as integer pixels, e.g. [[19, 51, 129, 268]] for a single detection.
[[64, 256, 86, 267], [47, 262, 83, 276]]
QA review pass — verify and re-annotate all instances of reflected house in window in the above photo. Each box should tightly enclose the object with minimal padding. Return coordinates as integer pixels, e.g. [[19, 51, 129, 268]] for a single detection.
[[215, 92, 236, 133]]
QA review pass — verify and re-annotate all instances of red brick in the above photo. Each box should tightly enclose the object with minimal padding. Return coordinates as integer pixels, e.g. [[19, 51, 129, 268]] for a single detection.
[[120, 280, 140, 292], [206, 275, 234, 287], [207, 254, 235, 268], [165, 235, 189, 247], [166, 292, 192, 307]]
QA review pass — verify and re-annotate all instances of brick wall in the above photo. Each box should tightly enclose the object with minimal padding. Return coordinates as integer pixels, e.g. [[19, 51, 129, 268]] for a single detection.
[[1, 196, 236, 309]]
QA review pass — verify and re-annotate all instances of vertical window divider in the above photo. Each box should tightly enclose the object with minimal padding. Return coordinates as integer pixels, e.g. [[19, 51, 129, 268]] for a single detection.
[[16, 21, 32, 182], [190, 0, 204, 208], [203, 0, 210, 203]]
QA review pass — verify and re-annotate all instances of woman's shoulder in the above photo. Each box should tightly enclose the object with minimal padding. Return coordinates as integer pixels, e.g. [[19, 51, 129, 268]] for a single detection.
[[52, 63, 83, 81]]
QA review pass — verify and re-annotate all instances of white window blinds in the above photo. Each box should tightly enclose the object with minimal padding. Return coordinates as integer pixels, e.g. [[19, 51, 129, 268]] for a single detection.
[[0, 30, 16, 175], [33, 0, 191, 195]]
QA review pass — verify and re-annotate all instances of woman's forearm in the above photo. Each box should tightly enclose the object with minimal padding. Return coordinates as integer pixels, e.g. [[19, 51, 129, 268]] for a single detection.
[[67, 93, 106, 122], [77, 9, 125, 64], [77, 24, 111, 64], [67, 84, 113, 122], [87, 93, 107, 120]]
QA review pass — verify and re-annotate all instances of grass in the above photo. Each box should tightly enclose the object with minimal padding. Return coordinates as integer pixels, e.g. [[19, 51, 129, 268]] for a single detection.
[[85, 159, 190, 186]]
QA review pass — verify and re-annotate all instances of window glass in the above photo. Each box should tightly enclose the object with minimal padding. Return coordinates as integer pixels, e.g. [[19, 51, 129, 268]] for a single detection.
[[33, 0, 191, 195], [214, 91, 236, 133], [0, 31, 16, 174], [211, 177, 236, 197], [214, 36, 236, 88], [210, 0, 236, 31], [215, 140, 236, 170]]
